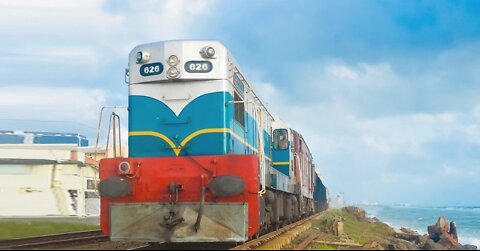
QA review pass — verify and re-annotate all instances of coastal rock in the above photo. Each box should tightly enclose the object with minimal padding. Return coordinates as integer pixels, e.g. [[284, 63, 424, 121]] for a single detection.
[[394, 242, 408, 250], [364, 241, 385, 250], [389, 239, 418, 250], [449, 221, 459, 241], [400, 227, 419, 235], [463, 244, 478, 250], [394, 231, 420, 242], [427, 216, 460, 249], [452, 244, 478, 251], [427, 216, 449, 242], [438, 233, 459, 249], [423, 239, 446, 250], [417, 234, 430, 246], [342, 206, 367, 222]]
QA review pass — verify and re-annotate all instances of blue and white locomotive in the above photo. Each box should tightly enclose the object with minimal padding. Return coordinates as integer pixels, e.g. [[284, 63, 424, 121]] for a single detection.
[[98, 40, 328, 243]]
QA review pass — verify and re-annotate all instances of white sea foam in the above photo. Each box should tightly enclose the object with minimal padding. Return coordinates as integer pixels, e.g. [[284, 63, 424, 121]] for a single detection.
[[461, 237, 480, 247]]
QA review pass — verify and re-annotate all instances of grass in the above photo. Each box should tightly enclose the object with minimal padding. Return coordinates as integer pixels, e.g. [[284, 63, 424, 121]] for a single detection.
[[343, 215, 392, 244], [0, 221, 99, 240], [309, 208, 394, 250], [313, 244, 336, 250]]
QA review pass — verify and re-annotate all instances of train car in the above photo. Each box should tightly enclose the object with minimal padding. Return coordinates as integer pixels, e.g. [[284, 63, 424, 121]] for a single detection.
[[98, 40, 326, 244], [313, 175, 329, 212]]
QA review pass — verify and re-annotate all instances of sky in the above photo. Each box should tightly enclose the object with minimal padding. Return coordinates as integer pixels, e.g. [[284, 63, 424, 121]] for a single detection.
[[0, 0, 479, 206]]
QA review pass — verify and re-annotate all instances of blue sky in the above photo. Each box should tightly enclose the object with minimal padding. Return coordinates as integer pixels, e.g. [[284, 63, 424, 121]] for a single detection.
[[1, 0, 479, 206]]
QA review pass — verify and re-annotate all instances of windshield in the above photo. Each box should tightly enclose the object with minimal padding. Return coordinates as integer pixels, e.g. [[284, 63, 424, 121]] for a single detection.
[[273, 129, 288, 150]]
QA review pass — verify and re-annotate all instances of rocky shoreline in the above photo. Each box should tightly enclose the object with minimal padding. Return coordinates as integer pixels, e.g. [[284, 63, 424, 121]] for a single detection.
[[342, 206, 478, 250], [304, 207, 478, 250]]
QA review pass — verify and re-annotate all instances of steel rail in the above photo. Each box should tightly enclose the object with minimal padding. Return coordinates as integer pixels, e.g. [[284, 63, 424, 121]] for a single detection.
[[231, 213, 322, 250], [0, 230, 107, 250]]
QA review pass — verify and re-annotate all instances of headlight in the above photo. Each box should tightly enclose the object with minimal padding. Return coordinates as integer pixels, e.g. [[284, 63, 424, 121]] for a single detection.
[[167, 55, 179, 66], [136, 51, 150, 64], [167, 66, 180, 79], [200, 46, 215, 58], [118, 161, 131, 174]]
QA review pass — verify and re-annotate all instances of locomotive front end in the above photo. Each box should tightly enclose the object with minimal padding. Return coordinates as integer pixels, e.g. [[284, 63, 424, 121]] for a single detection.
[[98, 41, 260, 243]]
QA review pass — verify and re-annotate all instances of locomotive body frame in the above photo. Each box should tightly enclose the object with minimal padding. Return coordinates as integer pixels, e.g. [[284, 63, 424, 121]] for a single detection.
[[99, 40, 327, 243]]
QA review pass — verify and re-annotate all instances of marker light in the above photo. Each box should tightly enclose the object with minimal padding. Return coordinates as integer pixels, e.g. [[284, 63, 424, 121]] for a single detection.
[[200, 46, 215, 58], [118, 161, 131, 174], [136, 51, 150, 64], [167, 55, 179, 66], [167, 66, 180, 79]]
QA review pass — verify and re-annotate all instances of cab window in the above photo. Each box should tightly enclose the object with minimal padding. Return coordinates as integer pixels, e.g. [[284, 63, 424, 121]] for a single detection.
[[234, 92, 245, 126], [273, 129, 288, 150]]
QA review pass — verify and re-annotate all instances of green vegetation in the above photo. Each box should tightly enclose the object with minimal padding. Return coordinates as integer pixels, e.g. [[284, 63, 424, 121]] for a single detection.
[[312, 244, 336, 250], [308, 209, 395, 250], [342, 213, 392, 244], [0, 221, 99, 240]]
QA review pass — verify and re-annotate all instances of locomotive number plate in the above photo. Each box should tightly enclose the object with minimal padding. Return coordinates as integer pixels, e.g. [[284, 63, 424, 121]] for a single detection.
[[140, 63, 164, 76], [184, 61, 213, 73]]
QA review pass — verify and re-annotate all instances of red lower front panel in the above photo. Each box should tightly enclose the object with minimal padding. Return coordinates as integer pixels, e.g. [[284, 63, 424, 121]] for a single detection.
[[100, 154, 259, 239]]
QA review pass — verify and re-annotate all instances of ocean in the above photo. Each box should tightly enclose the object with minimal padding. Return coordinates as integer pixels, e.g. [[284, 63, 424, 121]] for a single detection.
[[360, 204, 480, 247]]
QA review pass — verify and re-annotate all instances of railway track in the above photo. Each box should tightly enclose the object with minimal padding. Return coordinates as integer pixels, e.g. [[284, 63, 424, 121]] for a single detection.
[[231, 212, 323, 250], [123, 214, 322, 250], [0, 213, 322, 250], [128, 213, 324, 250], [0, 230, 108, 250]]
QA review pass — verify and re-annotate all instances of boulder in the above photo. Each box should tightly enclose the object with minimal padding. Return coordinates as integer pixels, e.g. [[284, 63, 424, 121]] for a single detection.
[[417, 234, 430, 246], [394, 242, 408, 250], [452, 244, 478, 250], [400, 227, 419, 235], [342, 206, 367, 222], [367, 217, 381, 224], [364, 241, 385, 250], [390, 239, 418, 250], [449, 221, 458, 241], [423, 239, 446, 250], [394, 232, 420, 242], [427, 216, 449, 242], [463, 244, 478, 250], [438, 233, 459, 249], [426, 216, 462, 249]]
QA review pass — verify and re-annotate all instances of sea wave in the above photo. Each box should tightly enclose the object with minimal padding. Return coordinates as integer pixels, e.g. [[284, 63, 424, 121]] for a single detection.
[[461, 237, 480, 247]]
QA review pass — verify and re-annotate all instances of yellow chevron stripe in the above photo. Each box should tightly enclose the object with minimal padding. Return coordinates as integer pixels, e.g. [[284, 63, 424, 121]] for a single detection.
[[273, 161, 290, 166], [129, 128, 263, 156], [128, 131, 179, 154]]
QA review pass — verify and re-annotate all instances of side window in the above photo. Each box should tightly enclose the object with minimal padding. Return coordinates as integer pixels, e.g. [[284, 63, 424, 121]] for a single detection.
[[273, 129, 288, 150], [234, 92, 245, 126]]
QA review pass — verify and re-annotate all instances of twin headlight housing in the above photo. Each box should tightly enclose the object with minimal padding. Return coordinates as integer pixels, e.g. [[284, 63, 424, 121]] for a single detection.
[[166, 55, 180, 79], [135, 45, 215, 79]]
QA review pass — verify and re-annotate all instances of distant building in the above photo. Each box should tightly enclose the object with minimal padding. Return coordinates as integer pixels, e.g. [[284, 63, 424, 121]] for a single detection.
[[0, 131, 99, 217]]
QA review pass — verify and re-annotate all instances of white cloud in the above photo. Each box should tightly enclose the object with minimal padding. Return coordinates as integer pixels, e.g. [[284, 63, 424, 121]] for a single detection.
[[326, 64, 359, 80], [0, 85, 107, 125], [253, 58, 480, 204], [0, 0, 218, 70], [0, 0, 121, 35]]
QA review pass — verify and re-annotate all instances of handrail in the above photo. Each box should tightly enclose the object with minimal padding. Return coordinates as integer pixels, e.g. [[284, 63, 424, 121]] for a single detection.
[[229, 100, 267, 196], [94, 106, 128, 161], [107, 112, 122, 158]]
